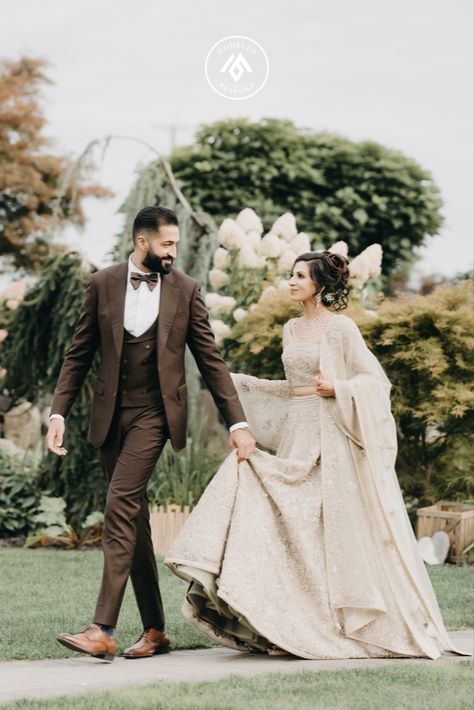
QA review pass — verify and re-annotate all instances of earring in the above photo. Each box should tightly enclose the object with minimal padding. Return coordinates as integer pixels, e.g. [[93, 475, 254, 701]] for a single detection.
[[313, 292, 322, 305]]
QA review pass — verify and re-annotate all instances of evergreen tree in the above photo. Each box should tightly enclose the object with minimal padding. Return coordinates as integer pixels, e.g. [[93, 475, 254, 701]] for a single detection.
[[3, 251, 106, 525]]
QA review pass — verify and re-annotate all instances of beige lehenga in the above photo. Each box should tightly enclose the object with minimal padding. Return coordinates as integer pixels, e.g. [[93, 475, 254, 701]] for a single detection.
[[165, 313, 468, 660]]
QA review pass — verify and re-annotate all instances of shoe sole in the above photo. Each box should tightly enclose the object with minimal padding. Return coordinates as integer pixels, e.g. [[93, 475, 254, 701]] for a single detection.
[[122, 645, 171, 659], [56, 635, 115, 662]]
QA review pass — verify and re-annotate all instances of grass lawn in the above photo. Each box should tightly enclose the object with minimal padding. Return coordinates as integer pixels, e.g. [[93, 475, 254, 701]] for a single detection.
[[0, 548, 472, 662], [0, 548, 211, 661], [2, 662, 473, 710]]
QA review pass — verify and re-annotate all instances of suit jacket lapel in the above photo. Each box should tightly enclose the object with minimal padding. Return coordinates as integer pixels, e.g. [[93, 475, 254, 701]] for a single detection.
[[106, 262, 128, 358], [158, 268, 179, 355]]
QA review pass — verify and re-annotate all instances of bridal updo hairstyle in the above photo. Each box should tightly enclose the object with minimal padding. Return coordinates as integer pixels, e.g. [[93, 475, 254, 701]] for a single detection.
[[293, 251, 351, 311]]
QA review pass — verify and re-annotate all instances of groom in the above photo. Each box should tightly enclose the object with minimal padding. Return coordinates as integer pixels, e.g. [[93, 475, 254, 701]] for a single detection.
[[47, 205, 255, 661]]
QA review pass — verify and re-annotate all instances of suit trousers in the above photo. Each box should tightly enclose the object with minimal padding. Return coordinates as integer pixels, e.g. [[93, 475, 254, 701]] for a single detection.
[[93, 401, 169, 629]]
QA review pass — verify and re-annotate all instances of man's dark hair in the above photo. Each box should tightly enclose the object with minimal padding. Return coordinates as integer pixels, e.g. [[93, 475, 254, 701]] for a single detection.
[[132, 206, 178, 242]]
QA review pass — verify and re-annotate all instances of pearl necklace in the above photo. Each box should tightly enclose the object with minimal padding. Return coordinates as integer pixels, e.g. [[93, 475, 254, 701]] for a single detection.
[[294, 310, 333, 339]]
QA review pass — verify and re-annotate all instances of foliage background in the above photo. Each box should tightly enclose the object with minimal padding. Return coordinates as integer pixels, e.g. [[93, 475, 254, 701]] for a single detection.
[[164, 118, 443, 281]]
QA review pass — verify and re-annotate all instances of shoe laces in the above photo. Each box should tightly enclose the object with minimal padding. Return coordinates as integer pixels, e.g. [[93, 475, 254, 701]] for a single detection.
[[79, 624, 100, 637], [139, 628, 164, 643]]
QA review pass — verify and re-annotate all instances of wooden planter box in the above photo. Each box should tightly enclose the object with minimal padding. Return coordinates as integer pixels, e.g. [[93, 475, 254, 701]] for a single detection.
[[150, 504, 191, 556], [416, 502, 474, 564]]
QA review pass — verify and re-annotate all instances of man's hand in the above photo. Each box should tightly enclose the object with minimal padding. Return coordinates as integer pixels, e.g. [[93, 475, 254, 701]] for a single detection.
[[46, 419, 68, 457], [230, 428, 256, 463], [315, 375, 335, 398]]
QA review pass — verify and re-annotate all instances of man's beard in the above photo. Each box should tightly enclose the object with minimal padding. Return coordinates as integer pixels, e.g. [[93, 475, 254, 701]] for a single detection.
[[143, 249, 174, 274]]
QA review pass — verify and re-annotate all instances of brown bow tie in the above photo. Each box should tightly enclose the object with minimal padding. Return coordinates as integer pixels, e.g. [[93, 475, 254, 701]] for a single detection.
[[130, 272, 159, 292]]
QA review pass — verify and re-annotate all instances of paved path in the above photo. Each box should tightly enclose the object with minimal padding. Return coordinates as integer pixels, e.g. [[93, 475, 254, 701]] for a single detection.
[[0, 630, 472, 704]]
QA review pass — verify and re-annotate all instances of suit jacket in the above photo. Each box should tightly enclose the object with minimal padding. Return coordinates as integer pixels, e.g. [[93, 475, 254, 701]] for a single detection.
[[50, 261, 246, 451]]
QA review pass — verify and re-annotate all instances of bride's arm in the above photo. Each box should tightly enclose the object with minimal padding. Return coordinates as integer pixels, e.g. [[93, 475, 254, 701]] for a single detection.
[[230, 372, 291, 398], [230, 320, 291, 398]]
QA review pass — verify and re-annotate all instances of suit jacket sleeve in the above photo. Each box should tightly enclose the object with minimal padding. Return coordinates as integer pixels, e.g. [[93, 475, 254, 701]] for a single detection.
[[50, 275, 100, 419], [186, 283, 246, 428]]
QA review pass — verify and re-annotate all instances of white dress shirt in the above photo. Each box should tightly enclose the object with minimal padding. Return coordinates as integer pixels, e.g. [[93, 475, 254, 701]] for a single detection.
[[125, 254, 161, 336], [50, 254, 248, 433]]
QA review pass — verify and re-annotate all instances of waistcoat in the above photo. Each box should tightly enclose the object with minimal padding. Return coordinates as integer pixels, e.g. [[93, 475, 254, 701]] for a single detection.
[[119, 316, 163, 408]]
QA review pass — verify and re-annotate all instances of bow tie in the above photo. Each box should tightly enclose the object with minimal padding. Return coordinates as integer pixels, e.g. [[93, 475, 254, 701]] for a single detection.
[[130, 272, 159, 292]]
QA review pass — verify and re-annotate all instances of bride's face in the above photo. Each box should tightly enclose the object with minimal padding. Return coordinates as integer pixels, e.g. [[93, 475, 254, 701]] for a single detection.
[[288, 261, 318, 303]]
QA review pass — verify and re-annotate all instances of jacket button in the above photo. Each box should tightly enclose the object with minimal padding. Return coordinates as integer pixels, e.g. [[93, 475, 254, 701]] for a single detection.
[[145, 344, 151, 349], [123, 358, 128, 364]]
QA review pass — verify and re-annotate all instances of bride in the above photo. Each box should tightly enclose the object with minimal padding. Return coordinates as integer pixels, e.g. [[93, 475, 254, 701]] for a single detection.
[[165, 251, 467, 660]]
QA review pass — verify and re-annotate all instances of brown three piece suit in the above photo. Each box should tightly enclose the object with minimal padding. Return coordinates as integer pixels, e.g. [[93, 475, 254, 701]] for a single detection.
[[51, 260, 245, 629]]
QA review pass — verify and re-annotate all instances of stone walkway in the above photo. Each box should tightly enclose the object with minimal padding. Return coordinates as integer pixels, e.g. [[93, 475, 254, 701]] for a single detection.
[[0, 630, 472, 704]]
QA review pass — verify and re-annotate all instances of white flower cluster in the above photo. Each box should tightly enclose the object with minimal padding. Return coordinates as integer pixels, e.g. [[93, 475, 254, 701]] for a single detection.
[[204, 292, 237, 316], [205, 292, 237, 345], [0, 329, 6, 379], [0, 279, 28, 311], [209, 208, 311, 341], [209, 318, 232, 345], [326, 240, 382, 289], [258, 280, 291, 303], [216, 208, 312, 277], [207, 208, 383, 342], [347, 244, 382, 289], [328, 241, 348, 258], [208, 268, 229, 290]]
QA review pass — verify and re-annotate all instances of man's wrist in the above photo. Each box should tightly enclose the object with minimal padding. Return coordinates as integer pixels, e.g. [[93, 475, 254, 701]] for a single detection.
[[49, 413, 65, 422], [229, 422, 249, 433]]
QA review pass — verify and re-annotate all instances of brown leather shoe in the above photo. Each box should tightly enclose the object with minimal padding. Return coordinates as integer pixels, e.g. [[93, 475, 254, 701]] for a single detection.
[[122, 628, 171, 658], [57, 624, 116, 662]]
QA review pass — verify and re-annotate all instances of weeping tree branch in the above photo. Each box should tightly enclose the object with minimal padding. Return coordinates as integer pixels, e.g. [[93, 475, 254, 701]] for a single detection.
[[47, 134, 213, 238]]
